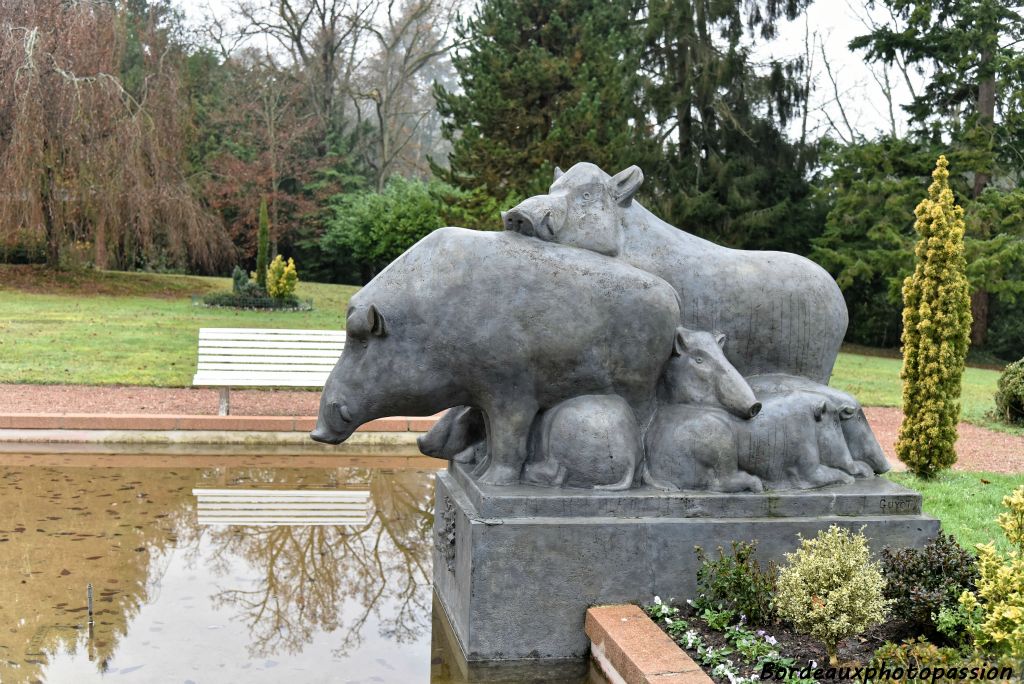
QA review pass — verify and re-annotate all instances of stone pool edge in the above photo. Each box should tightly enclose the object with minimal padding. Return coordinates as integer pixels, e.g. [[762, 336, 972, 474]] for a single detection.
[[0, 413, 440, 444], [586, 604, 711, 684]]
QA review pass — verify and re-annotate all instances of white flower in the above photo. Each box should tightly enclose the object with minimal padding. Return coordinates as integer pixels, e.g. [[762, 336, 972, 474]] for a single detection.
[[654, 595, 662, 605], [764, 635, 778, 645]]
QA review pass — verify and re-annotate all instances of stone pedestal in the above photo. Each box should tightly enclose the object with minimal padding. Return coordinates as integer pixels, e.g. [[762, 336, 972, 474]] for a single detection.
[[432, 462, 939, 664]]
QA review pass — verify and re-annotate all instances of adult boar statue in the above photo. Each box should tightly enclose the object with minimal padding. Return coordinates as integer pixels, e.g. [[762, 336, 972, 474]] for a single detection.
[[310, 227, 681, 486], [502, 162, 848, 384]]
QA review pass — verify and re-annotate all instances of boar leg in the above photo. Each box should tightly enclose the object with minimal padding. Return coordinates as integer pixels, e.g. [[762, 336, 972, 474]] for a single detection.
[[477, 399, 538, 486]]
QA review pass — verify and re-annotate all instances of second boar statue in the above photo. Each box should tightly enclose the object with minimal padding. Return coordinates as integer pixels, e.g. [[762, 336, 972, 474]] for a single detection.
[[502, 162, 848, 384], [310, 227, 681, 486]]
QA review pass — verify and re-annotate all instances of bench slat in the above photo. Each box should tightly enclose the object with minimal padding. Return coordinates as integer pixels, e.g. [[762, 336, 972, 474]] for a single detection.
[[193, 489, 369, 498], [200, 328, 346, 337], [198, 503, 366, 511], [198, 340, 345, 350], [196, 518, 366, 526], [197, 349, 342, 359], [193, 373, 331, 387], [199, 355, 340, 365], [198, 362, 337, 372], [199, 332, 346, 343]]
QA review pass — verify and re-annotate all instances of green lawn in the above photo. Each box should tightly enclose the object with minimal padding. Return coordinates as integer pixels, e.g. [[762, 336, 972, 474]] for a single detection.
[[0, 267, 357, 386], [830, 350, 1018, 434], [886, 471, 1024, 554]]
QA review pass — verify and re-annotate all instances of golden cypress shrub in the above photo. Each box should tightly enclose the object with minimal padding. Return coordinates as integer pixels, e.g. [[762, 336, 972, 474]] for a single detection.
[[896, 155, 972, 477], [266, 255, 299, 300]]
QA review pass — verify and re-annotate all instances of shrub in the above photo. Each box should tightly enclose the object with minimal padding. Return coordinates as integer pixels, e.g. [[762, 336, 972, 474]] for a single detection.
[[775, 526, 891, 664], [266, 255, 298, 300], [880, 533, 978, 640], [896, 155, 972, 477], [994, 360, 1024, 426], [870, 637, 966, 682], [256, 197, 270, 288], [959, 486, 1024, 662], [693, 541, 776, 626]]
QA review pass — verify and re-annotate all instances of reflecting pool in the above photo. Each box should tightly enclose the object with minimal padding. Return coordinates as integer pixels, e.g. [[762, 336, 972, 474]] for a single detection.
[[0, 453, 601, 684]]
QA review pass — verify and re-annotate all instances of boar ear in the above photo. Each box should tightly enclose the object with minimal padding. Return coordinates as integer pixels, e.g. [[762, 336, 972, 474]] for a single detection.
[[714, 332, 727, 349], [608, 165, 644, 207], [367, 304, 387, 337], [812, 401, 827, 422], [553, 166, 564, 181], [671, 328, 691, 357]]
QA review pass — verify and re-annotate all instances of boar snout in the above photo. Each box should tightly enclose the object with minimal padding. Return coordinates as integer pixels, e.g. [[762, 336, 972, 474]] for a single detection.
[[749, 401, 762, 418], [503, 208, 553, 238], [310, 400, 354, 444]]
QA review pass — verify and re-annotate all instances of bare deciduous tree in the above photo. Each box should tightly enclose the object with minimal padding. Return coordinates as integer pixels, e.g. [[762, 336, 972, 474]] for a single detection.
[[0, 0, 232, 271], [356, 0, 457, 189]]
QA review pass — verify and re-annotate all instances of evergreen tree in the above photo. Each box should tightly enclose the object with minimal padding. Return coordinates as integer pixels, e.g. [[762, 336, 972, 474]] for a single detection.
[[851, 0, 1024, 344], [434, 0, 649, 200], [897, 156, 971, 478], [637, 0, 819, 251], [257, 196, 270, 288]]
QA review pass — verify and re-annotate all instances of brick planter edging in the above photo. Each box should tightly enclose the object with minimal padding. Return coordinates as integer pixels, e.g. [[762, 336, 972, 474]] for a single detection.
[[0, 413, 442, 433], [586, 604, 711, 684]]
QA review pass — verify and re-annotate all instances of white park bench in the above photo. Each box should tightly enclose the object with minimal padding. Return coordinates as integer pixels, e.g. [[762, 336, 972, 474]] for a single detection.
[[192, 328, 345, 415], [192, 488, 369, 526]]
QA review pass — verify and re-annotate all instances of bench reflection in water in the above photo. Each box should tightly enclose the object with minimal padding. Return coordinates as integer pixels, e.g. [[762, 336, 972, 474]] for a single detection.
[[192, 488, 370, 526]]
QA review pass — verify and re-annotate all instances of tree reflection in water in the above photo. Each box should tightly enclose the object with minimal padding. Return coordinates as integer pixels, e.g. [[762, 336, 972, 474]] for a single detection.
[[0, 459, 438, 681], [195, 468, 435, 658]]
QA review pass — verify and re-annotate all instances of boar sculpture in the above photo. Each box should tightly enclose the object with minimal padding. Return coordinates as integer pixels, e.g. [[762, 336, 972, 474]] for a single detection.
[[502, 162, 848, 384], [314, 163, 888, 491], [310, 227, 681, 486]]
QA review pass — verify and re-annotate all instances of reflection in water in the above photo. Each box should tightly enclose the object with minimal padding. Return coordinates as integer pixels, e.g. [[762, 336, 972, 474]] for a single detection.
[[0, 459, 437, 683], [198, 469, 434, 659], [1, 457, 603, 683]]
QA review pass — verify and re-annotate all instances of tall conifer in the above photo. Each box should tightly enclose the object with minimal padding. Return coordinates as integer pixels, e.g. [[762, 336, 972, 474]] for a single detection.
[[897, 156, 972, 477]]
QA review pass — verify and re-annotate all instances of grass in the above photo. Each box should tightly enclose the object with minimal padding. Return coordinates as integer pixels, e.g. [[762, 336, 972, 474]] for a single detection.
[[830, 350, 1020, 435], [0, 266, 357, 386], [887, 471, 1024, 554]]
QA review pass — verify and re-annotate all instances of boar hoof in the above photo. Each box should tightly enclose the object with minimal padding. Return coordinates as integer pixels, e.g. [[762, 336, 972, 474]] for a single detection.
[[478, 463, 522, 486], [849, 461, 875, 478]]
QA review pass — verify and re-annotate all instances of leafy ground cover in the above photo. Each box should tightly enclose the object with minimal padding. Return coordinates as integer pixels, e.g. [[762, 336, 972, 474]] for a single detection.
[[0, 266, 357, 386]]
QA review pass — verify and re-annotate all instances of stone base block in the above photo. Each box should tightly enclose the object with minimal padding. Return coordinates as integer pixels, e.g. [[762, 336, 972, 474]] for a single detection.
[[432, 462, 939, 664]]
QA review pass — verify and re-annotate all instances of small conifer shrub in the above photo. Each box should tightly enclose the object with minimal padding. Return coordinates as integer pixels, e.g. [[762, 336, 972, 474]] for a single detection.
[[995, 360, 1024, 425], [775, 526, 891, 664], [896, 155, 972, 477], [266, 255, 299, 300]]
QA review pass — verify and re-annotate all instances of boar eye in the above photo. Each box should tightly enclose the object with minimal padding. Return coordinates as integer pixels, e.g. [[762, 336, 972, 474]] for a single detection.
[[694, 356, 704, 364], [582, 191, 591, 200]]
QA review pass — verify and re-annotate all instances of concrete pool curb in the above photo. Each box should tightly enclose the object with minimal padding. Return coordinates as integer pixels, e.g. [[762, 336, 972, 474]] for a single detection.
[[586, 604, 711, 684], [0, 413, 440, 445]]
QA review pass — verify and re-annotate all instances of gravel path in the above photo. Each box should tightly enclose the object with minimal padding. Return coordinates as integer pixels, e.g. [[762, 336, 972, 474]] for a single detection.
[[1, 384, 321, 416], [2, 384, 1022, 473], [864, 406, 1024, 474]]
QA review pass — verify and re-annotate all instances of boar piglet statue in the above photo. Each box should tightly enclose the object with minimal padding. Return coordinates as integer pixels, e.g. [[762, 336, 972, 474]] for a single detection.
[[503, 163, 849, 384], [310, 226, 681, 486]]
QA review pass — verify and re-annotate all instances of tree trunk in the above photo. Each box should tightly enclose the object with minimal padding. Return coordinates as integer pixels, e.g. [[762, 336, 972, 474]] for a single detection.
[[969, 60, 995, 345], [970, 289, 989, 347], [42, 159, 61, 269]]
